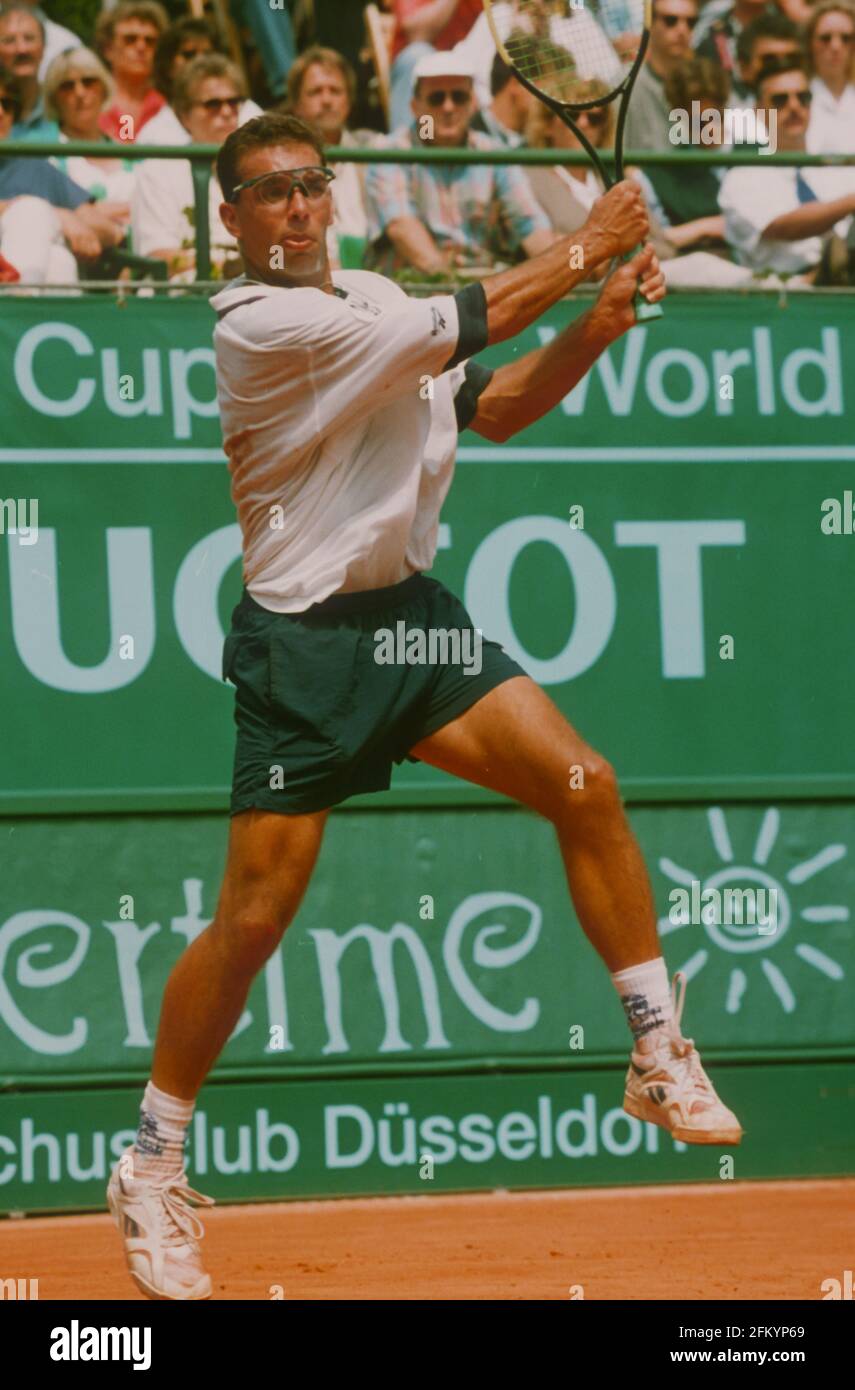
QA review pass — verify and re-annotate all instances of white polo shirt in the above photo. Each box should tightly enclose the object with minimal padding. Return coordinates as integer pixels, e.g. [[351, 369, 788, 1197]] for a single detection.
[[719, 162, 855, 274], [211, 270, 490, 613], [808, 78, 855, 156]]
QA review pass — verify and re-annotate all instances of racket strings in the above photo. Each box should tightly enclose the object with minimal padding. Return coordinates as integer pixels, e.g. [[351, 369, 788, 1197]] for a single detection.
[[493, 0, 637, 100]]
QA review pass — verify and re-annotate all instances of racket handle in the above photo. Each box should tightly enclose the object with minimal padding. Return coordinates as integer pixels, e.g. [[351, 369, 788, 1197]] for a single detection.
[[621, 246, 664, 324], [634, 293, 664, 323]]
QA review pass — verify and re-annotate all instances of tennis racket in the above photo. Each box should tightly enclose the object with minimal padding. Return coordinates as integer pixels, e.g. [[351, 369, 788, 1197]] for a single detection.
[[484, 0, 663, 322]]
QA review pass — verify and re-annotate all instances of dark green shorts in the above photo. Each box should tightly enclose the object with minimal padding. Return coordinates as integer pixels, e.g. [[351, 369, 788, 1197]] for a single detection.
[[222, 574, 526, 815]]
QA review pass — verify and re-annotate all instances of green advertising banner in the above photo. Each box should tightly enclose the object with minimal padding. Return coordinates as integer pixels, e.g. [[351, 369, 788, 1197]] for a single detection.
[[1, 293, 853, 814], [1, 803, 852, 1086], [1, 1062, 853, 1213]]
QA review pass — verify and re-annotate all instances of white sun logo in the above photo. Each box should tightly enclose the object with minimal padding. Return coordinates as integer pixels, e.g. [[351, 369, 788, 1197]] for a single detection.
[[658, 807, 848, 1013]]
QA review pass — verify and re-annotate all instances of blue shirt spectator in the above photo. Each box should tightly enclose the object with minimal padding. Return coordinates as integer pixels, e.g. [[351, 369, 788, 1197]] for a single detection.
[[0, 152, 90, 208]]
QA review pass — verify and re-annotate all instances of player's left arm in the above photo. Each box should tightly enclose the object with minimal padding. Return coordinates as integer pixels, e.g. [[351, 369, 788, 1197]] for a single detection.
[[467, 244, 665, 443]]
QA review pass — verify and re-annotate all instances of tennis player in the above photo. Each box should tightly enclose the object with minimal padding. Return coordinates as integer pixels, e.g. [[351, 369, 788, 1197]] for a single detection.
[[108, 113, 742, 1301]]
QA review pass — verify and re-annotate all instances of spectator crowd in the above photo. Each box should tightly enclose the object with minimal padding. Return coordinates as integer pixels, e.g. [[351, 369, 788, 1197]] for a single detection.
[[0, 0, 854, 289]]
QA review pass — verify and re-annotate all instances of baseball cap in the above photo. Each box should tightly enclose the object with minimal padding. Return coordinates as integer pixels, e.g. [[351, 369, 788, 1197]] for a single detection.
[[412, 50, 476, 90]]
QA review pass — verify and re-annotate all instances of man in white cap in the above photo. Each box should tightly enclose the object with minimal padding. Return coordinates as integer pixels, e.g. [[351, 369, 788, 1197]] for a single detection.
[[388, 0, 482, 131], [364, 48, 557, 276]]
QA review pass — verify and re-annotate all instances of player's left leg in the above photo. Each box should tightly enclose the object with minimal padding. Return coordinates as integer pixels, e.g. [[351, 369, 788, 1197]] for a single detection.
[[410, 675, 743, 1144], [413, 674, 656, 969]]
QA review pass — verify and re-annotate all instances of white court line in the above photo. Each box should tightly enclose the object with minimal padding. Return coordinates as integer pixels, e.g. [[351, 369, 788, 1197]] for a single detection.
[[459, 446, 855, 463], [0, 449, 226, 463], [6, 1176, 852, 1228], [1, 446, 853, 464]]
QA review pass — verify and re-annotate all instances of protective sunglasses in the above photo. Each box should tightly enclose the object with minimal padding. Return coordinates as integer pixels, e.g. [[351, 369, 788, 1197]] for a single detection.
[[768, 89, 812, 109], [574, 108, 608, 127], [424, 88, 471, 108], [118, 32, 158, 47], [228, 165, 336, 205], [657, 13, 698, 28], [195, 96, 242, 113], [58, 75, 101, 94]]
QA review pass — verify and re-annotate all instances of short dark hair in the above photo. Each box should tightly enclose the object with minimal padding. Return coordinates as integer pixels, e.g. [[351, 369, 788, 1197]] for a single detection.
[[154, 16, 219, 97], [217, 113, 325, 203], [755, 54, 808, 97], [736, 12, 800, 68], [0, 61, 22, 118]]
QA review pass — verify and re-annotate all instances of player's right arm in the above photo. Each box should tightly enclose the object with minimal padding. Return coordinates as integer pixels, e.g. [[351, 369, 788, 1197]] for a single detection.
[[479, 179, 651, 346]]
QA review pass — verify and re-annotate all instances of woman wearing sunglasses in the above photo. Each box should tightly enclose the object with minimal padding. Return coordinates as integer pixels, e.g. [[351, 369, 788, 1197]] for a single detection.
[[524, 77, 673, 275], [141, 15, 263, 147], [0, 63, 125, 286], [528, 79, 616, 216], [43, 48, 137, 212], [131, 53, 245, 281], [805, 0, 855, 154]]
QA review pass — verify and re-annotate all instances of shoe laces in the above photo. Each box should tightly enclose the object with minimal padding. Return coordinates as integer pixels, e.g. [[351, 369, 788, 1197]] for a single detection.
[[653, 974, 714, 1101], [146, 1172, 214, 1250]]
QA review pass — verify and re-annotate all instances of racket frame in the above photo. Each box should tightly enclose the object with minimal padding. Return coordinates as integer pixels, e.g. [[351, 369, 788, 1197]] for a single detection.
[[483, 0, 663, 323]]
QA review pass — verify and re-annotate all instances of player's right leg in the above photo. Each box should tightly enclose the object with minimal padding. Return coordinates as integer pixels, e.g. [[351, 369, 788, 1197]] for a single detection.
[[151, 806, 328, 1100], [108, 807, 327, 1300]]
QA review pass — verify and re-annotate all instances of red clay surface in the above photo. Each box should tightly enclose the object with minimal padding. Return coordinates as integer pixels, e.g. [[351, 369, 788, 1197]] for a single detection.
[[2, 1179, 852, 1300]]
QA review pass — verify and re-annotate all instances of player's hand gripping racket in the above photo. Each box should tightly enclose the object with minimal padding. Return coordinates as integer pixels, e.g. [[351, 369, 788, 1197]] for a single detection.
[[484, 0, 664, 323]]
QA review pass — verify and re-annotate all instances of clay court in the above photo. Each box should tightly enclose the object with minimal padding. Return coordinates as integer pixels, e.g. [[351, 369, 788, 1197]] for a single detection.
[[3, 1178, 852, 1300]]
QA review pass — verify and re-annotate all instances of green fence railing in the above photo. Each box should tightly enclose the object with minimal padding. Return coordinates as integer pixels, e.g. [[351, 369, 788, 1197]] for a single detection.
[[3, 139, 854, 281]]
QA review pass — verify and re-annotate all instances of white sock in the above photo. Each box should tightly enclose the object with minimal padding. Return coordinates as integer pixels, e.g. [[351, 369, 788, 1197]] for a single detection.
[[611, 957, 673, 1051], [131, 1081, 194, 1181]]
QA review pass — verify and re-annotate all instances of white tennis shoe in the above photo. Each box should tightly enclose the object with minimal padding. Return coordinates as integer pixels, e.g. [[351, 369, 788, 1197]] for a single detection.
[[108, 1146, 215, 1300], [623, 973, 744, 1145]]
